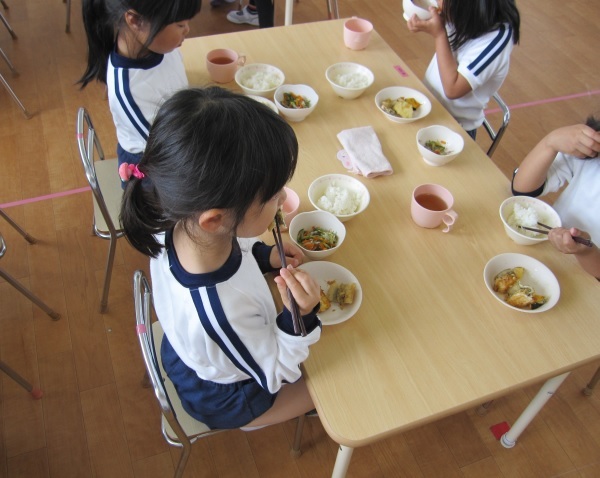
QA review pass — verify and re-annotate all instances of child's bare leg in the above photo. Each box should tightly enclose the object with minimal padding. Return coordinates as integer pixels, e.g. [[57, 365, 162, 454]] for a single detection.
[[243, 377, 314, 428]]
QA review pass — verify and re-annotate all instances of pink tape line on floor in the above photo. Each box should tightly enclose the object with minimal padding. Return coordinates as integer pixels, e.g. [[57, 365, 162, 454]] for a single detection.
[[0, 186, 91, 209], [485, 89, 600, 115]]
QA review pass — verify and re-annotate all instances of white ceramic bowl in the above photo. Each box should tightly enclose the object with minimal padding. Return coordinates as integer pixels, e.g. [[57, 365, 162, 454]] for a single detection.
[[375, 86, 432, 124], [499, 196, 561, 246], [308, 174, 370, 222], [288, 210, 346, 260], [246, 95, 279, 114], [235, 63, 285, 98], [325, 62, 374, 100], [416, 125, 464, 166], [483, 252, 560, 313], [402, 0, 438, 21], [274, 84, 319, 122]]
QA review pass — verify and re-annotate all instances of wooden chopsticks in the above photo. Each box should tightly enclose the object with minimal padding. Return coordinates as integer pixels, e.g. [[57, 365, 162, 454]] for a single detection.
[[519, 221, 594, 247], [272, 214, 307, 337]]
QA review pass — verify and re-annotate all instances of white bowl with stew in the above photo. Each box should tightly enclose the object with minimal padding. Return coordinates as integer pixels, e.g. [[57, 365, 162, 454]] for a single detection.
[[274, 84, 319, 122], [416, 125, 464, 166], [288, 210, 346, 260]]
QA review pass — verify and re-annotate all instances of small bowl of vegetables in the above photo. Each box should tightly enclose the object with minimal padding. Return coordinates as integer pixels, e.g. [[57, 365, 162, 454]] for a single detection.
[[288, 210, 346, 260], [274, 84, 319, 122], [416, 125, 464, 166]]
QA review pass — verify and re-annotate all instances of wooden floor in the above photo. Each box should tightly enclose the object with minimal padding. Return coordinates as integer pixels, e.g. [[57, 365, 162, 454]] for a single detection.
[[1, 0, 599, 476]]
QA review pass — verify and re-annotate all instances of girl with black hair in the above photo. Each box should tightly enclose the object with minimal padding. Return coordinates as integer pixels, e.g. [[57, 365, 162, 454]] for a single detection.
[[407, 0, 520, 138], [120, 87, 322, 429], [78, 0, 202, 183]]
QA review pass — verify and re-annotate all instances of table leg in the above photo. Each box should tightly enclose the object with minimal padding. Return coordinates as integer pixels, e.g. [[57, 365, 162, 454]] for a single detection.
[[284, 0, 293, 26], [500, 372, 570, 448], [331, 445, 354, 478]]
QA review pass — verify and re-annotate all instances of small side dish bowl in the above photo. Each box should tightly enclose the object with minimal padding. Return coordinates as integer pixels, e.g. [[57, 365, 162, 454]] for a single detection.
[[288, 210, 346, 260], [375, 86, 432, 124], [499, 196, 561, 246], [274, 84, 319, 122], [235, 63, 285, 98], [416, 125, 464, 166], [247, 95, 279, 114], [308, 174, 370, 222], [282, 187, 300, 227], [325, 62, 374, 100], [402, 0, 438, 21], [483, 252, 560, 313]]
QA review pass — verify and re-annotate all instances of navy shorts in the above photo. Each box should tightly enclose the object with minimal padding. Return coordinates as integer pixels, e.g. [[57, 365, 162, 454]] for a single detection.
[[161, 334, 277, 429]]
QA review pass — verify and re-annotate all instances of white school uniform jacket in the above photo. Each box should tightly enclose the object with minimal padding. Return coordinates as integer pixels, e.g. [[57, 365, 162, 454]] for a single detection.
[[150, 233, 321, 394], [423, 23, 515, 131], [107, 49, 188, 154]]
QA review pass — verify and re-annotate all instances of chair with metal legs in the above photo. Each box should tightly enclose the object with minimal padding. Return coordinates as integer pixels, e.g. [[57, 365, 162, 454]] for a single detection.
[[76, 107, 124, 313], [482, 93, 510, 158], [134, 270, 307, 478], [0, 210, 61, 320], [582, 366, 600, 396], [284, 0, 339, 26]]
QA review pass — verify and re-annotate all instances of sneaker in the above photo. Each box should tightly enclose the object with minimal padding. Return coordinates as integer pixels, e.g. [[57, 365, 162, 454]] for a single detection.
[[210, 0, 237, 7], [226, 5, 259, 27], [305, 409, 319, 417]]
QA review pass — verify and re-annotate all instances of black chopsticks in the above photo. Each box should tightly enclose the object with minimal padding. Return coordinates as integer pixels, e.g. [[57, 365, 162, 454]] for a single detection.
[[272, 214, 307, 336], [519, 221, 594, 247]]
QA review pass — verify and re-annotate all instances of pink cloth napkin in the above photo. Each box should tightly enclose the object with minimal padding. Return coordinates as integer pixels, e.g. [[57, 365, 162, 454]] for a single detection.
[[337, 126, 393, 178]]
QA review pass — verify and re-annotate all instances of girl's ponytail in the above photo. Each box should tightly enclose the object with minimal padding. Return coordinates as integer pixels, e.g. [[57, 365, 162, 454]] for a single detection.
[[79, 0, 115, 87]]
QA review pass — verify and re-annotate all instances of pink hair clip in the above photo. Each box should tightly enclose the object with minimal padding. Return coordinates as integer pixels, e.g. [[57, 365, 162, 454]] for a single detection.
[[118, 163, 145, 182]]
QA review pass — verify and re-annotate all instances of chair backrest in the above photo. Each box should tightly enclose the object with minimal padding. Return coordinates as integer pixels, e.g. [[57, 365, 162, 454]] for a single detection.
[[76, 107, 123, 238], [133, 270, 214, 448], [482, 93, 510, 157]]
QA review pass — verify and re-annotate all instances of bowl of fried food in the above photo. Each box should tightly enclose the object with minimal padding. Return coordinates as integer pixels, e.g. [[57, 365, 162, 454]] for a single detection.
[[375, 86, 431, 123], [274, 84, 319, 122], [416, 125, 464, 166], [288, 210, 346, 260]]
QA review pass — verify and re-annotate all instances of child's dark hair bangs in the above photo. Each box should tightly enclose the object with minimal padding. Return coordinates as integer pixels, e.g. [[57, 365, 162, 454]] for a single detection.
[[167, 0, 202, 23]]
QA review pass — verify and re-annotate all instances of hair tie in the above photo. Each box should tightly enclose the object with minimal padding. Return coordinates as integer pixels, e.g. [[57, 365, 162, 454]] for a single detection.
[[118, 163, 145, 182]]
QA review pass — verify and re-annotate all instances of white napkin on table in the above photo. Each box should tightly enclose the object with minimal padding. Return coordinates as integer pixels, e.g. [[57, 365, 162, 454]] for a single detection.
[[337, 126, 393, 178]]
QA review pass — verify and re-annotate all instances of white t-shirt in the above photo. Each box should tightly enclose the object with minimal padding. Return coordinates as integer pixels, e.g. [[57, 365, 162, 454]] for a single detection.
[[423, 24, 515, 131], [107, 49, 188, 154], [542, 153, 600, 242]]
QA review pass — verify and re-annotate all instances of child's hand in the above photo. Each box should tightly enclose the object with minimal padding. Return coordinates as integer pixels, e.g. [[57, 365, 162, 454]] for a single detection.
[[406, 8, 444, 37], [545, 124, 600, 159], [274, 265, 320, 316], [548, 227, 592, 254], [270, 241, 305, 268]]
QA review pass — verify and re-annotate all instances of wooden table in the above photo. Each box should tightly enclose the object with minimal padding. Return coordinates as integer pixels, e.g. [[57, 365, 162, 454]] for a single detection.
[[181, 20, 600, 477]]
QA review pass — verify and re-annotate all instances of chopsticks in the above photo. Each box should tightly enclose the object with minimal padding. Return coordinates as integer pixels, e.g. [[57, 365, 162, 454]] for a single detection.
[[272, 214, 307, 337], [518, 221, 594, 247]]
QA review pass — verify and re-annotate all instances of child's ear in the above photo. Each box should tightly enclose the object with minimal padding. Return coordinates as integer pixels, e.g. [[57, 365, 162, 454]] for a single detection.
[[124, 10, 144, 32], [198, 209, 228, 234]]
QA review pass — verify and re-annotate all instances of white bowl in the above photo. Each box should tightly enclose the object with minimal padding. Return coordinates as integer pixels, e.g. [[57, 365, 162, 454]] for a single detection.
[[308, 174, 370, 222], [325, 62, 374, 100], [402, 0, 438, 21], [288, 210, 346, 260], [246, 95, 279, 114], [375, 86, 432, 124], [416, 125, 464, 166], [483, 253, 560, 313], [235, 63, 285, 98], [274, 84, 319, 122], [499, 196, 562, 246]]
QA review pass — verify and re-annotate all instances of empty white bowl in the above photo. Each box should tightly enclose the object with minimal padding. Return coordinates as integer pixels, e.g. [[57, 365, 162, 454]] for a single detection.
[[235, 63, 285, 98], [325, 62, 374, 100], [247, 95, 279, 114], [288, 210, 346, 260], [375, 86, 431, 124], [308, 174, 370, 222], [402, 0, 438, 21], [499, 196, 562, 246], [274, 84, 319, 122], [416, 125, 464, 166]]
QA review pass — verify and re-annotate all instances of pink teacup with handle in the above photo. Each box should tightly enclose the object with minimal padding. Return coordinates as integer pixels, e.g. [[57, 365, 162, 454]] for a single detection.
[[411, 183, 458, 233], [206, 48, 246, 84]]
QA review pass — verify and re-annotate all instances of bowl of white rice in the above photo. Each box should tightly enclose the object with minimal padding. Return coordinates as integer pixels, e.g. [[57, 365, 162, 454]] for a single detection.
[[325, 62, 374, 100], [308, 174, 370, 222], [499, 196, 561, 245], [235, 63, 285, 98]]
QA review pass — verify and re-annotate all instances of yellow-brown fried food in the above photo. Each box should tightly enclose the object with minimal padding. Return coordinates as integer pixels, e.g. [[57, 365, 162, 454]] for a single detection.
[[493, 267, 524, 294], [319, 288, 331, 312]]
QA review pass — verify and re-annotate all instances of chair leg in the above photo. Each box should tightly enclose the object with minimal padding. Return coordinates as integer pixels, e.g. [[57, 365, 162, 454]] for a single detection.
[[0, 1, 8, 10], [174, 440, 192, 478], [0, 209, 37, 244], [0, 45, 17, 75], [0, 73, 34, 119], [290, 414, 305, 457], [0, 360, 43, 399], [0, 12, 17, 39], [0, 267, 61, 320], [65, 0, 71, 33], [582, 366, 600, 396], [99, 235, 117, 313]]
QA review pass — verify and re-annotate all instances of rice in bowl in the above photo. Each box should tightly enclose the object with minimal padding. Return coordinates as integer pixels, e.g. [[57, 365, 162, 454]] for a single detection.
[[317, 185, 363, 216]]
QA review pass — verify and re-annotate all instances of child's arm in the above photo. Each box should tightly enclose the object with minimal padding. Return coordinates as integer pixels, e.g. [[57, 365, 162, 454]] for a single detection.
[[406, 9, 472, 99], [513, 124, 600, 193], [548, 227, 600, 280]]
